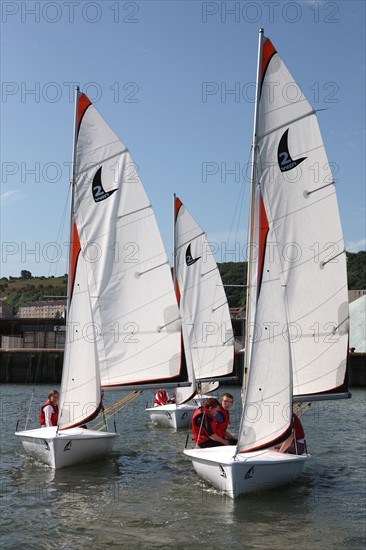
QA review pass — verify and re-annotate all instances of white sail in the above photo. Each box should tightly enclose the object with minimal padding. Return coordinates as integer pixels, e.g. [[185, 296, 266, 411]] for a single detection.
[[238, 190, 293, 451], [174, 319, 196, 405], [256, 37, 349, 399], [62, 94, 187, 403], [58, 224, 102, 429], [238, 33, 349, 452], [174, 196, 234, 382]]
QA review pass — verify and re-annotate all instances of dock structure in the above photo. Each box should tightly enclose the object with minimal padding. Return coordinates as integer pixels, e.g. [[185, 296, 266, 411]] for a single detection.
[[0, 318, 64, 383], [0, 318, 364, 386]]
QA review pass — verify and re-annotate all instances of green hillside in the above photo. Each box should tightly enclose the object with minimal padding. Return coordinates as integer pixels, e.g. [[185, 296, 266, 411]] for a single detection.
[[0, 251, 364, 314], [0, 275, 67, 313], [218, 251, 365, 309]]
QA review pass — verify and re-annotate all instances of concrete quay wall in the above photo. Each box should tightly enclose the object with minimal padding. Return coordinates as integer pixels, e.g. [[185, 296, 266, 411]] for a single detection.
[[0, 349, 364, 387]]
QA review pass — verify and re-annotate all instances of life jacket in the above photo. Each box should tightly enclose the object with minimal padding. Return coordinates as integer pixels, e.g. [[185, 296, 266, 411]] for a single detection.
[[192, 407, 217, 446], [215, 406, 230, 439], [154, 389, 170, 406], [40, 400, 59, 426]]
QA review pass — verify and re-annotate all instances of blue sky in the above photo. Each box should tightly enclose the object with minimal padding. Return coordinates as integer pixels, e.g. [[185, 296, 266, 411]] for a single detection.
[[1, 0, 365, 278]]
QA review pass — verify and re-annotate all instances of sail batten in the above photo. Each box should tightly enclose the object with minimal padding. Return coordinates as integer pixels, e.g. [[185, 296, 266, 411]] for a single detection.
[[257, 108, 315, 140]]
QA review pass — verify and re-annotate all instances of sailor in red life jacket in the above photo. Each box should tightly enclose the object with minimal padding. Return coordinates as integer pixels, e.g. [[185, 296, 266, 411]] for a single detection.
[[40, 389, 59, 427], [153, 388, 175, 407], [278, 412, 306, 455], [192, 398, 231, 448], [215, 393, 237, 445]]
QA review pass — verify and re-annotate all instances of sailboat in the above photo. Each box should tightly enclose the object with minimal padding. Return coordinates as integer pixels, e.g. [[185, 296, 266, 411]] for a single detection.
[[146, 196, 235, 428], [15, 89, 190, 469], [184, 29, 350, 497]]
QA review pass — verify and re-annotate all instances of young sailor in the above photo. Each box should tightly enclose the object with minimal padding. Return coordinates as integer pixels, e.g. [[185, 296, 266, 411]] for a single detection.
[[40, 390, 59, 427], [191, 398, 231, 448], [215, 393, 237, 444]]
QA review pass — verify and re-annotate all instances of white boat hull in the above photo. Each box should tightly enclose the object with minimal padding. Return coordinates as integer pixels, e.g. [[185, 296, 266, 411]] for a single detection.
[[15, 427, 118, 469], [184, 445, 309, 497], [146, 403, 196, 429]]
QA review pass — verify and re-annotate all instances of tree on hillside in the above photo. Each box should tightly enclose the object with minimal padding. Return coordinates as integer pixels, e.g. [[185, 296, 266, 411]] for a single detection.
[[346, 251, 366, 289], [20, 270, 32, 279]]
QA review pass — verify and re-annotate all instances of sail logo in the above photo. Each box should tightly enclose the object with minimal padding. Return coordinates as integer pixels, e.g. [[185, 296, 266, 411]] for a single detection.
[[64, 441, 72, 452], [277, 129, 307, 172], [245, 466, 255, 479], [92, 166, 118, 202], [186, 244, 201, 266], [43, 440, 50, 451], [219, 464, 227, 478]]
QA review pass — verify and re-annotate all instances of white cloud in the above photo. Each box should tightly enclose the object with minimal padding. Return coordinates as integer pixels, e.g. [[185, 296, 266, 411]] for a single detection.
[[346, 238, 366, 252], [1, 189, 24, 204]]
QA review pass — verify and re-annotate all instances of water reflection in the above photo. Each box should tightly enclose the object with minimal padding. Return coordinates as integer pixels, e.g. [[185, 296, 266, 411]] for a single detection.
[[1, 385, 365, 550]]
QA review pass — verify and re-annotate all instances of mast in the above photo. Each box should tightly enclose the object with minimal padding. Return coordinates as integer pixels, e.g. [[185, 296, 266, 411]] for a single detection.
[[66, 86, 80, 311], [243, 28, 264, 391], [173, 193, 177, 294]]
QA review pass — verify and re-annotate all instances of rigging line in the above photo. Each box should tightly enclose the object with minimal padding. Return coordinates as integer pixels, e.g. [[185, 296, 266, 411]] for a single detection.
[[293, 402, 311, 418], [257, 108, 315, 141], [93, 391, 142, 430], [24, 386, 36, 431], [51, 184, 72, 278], [102, 390, 142, 414], [227, 145, 250, 245], [24, 353, 44, 421]]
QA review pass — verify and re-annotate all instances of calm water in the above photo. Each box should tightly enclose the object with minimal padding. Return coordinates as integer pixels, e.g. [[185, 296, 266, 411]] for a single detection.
[[1, 384, 365, 549]]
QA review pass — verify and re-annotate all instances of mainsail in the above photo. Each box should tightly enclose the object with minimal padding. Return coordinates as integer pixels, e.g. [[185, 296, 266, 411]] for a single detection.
[[59, 92, 188, 429], [238, 33, 349, 452], [174, 196, 234, 384]]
